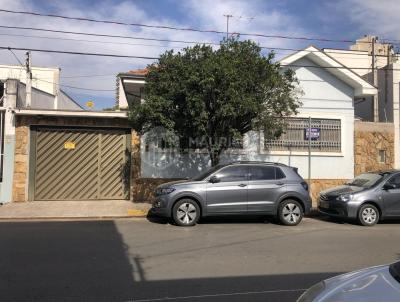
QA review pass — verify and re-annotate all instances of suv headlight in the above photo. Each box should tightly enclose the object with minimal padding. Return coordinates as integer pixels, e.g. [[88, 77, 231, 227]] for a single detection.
[[336, 194, 353, 202], [155, 187, 175, 196]]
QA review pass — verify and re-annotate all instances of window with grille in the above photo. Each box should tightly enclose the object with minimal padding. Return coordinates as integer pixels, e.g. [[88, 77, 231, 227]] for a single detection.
[[265, 118, 341, 152]]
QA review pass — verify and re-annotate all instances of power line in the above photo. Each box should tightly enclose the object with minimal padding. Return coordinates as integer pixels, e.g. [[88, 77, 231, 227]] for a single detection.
[[7, 47, 24, 66], [0, 31, 386, 60], [0, 24, 395, 58], [0, 32, 189, 49], [0, 8, 380, 45], [0, 46, 158, 59], [0, 25, 216, 46], [34, 77, 115, 91], [4, 46, 400, 74], [61, 74, 115, 79]]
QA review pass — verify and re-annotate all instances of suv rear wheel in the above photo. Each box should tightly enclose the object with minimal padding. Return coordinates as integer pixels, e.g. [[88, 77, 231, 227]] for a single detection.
[[358, 204, 379, 226], [278, 199, 303, 226], [172, 199, 200, 226]]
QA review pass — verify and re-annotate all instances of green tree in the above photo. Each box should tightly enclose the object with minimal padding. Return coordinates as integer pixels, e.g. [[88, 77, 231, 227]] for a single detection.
[[129, 38, 301, 166]]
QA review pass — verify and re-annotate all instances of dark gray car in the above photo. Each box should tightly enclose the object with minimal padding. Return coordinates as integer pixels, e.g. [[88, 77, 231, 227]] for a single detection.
[[318, 170, 400, 226], [151, 161, 312, 226]]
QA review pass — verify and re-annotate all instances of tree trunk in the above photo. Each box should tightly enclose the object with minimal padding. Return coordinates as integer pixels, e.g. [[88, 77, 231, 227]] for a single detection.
[[209, 148, 222, 167]]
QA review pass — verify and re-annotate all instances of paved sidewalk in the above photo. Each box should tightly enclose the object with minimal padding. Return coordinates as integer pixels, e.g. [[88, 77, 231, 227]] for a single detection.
[[0, 200, 152, 219]]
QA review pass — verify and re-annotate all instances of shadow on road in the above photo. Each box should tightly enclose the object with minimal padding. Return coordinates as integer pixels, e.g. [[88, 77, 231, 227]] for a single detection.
[[0, 220, 141, 302], [0, 220, 341, 302], [199, 215, 274, 225], [147, 211, 276, 225], [310, 214, 348, 225]]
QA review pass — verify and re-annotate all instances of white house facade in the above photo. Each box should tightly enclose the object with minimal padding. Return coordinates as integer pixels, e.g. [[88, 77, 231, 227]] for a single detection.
[[117, 46, 377, 191]]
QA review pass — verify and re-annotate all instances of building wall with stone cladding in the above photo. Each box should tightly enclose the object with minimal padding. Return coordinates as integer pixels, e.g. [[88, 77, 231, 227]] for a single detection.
[[12, 115, 139, 202], [354, 121, 394, 176], [13, 122, 29, 202], [309, 179, 347, 206]]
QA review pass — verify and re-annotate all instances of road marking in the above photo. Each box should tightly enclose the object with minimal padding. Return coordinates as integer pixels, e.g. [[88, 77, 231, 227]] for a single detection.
[[127, 288, 307, 302], [127, 209, 148, 217]]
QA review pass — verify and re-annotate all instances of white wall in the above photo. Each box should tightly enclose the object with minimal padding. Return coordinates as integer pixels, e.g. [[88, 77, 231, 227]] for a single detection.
[[0, 65, 59, 95], [15, 82, 82, 110], [118, 77, 145, 109], [323, 49, 387, 77], [140, 57, 356, 180]]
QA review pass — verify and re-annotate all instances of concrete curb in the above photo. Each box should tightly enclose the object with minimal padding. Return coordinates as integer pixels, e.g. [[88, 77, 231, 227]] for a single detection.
[[0, 201, 152, 220], [0, 203, 320, 220]]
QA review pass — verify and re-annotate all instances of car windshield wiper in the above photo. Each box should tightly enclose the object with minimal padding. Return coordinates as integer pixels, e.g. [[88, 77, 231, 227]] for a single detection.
[[389, 262, 400, 283]]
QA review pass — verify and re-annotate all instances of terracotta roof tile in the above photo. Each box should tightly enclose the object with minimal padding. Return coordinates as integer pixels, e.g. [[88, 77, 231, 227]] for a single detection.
[[127, 68, 149, 76]]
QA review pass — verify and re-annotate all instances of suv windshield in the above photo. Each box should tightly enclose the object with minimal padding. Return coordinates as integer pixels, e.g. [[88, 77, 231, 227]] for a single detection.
[[389, 261, 400, 283], [347, 173, 383, 188], [192, 165, 223, 181]]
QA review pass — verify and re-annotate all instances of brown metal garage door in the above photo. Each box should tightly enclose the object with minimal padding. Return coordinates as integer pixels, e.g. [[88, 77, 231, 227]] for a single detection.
[[31, 127, 130, 200]]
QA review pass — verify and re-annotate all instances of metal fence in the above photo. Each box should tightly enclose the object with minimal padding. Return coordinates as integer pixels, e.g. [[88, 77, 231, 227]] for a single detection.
[[265, 117, 341, 152]]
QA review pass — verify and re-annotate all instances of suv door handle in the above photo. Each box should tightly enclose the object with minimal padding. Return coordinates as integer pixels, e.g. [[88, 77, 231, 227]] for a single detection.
[[238, 184, 247, 187], [276, 182, 284, 186]]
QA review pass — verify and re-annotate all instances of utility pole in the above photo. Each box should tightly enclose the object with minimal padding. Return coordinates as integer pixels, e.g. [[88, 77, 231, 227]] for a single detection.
[[384, 44, 394, 122], [308, 116, 312, 185], [223, 14, 233, 40], [371, 36, 379, 122], [25, 51, 32, 108]]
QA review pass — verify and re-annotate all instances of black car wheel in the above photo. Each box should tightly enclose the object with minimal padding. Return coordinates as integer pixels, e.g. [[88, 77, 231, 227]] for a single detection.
[[278, 199, 304, 226], [172, 199, 200, 226], [357, 204, 379, 226]]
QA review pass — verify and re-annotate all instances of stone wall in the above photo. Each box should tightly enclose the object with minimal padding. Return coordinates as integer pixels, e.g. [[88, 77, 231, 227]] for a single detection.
[[13, 123, 29, 202], [13, 115, 140, 202], [354, 121, 394, 175], [309, 179, 347, 206], [132, 178, 181, 203]]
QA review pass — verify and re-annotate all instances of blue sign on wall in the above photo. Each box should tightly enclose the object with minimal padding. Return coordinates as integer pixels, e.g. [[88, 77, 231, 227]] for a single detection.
[[304, 128, 320, 140]]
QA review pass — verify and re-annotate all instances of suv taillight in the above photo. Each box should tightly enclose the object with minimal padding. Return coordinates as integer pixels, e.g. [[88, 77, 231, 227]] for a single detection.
[[301, 181, 309, 192]]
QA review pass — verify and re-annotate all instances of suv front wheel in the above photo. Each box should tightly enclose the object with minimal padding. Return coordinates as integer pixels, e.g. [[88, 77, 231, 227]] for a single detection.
[[172, 199, 200, 226], [278, 199, 304, 226]]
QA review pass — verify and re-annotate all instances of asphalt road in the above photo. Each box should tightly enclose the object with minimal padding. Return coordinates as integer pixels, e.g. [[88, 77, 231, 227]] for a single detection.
[[1, 216, 400, 302]]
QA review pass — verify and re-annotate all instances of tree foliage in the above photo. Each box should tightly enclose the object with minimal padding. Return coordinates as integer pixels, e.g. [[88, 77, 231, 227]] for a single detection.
[[129, 37, 301, 166]]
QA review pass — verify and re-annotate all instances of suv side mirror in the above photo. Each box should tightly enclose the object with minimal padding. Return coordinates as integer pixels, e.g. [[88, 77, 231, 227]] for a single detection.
[[383, 183, 397, 190], [209, 176, 220, 183]]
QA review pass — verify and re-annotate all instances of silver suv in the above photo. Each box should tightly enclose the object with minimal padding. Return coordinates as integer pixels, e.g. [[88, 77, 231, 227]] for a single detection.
[[151, 161, 312, 226]]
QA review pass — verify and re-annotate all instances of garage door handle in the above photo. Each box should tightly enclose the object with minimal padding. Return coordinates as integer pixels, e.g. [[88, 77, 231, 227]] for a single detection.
[[238, 184, 247, 187]]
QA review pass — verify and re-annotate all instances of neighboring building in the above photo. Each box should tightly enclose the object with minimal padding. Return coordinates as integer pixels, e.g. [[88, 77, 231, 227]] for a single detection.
[[0, 64, 81, 110], [0, 64, 135, 204], [116, 69, 147, 110], [117, 47, 380, 202], [324, 35, 400, 169]]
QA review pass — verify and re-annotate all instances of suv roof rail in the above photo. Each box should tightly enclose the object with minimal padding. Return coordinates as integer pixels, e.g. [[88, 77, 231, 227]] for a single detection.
[[229, 161, 288, 167]]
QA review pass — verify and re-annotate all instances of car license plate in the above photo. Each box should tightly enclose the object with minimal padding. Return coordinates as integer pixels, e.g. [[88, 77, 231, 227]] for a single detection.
[[320, 200, 329, 208]]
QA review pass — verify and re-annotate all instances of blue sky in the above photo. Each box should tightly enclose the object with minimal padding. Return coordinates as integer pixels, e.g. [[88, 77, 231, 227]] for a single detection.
[[0, 0, 398, 109]]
